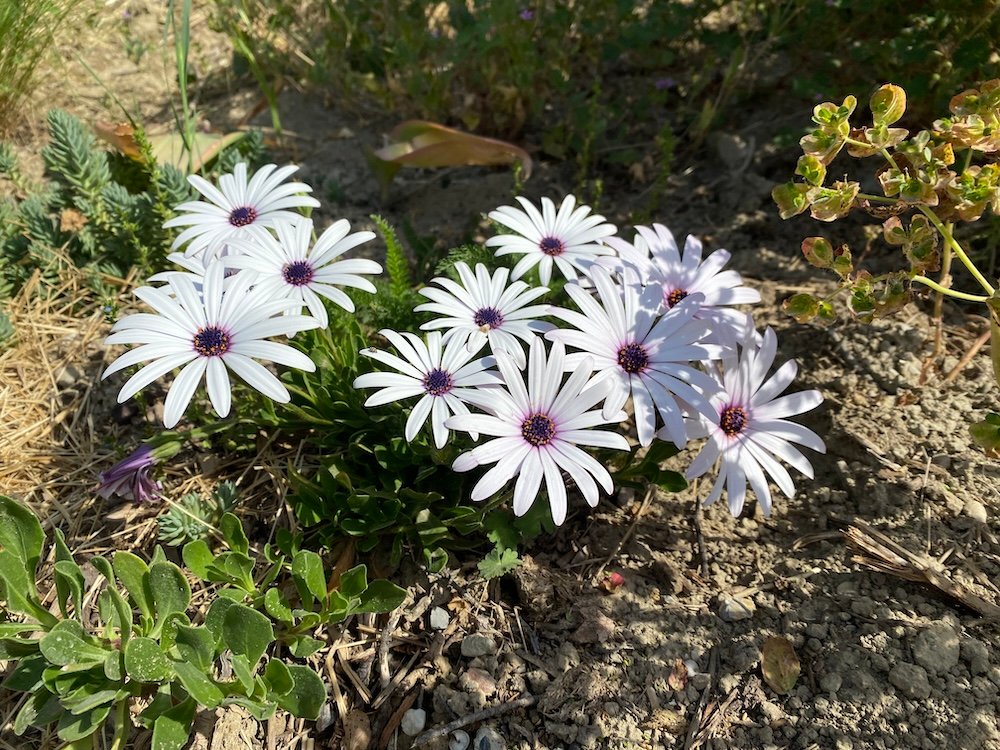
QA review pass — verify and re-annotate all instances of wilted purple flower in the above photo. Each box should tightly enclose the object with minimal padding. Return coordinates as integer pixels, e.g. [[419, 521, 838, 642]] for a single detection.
[[97, 444, 162, 502], [519, 8, 534, 21]]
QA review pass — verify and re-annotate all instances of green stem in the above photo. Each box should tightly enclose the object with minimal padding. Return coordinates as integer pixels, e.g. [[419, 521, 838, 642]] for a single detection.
[[917, 205, 996, 295], [856, 192, 897, 205], [911, 275, 989, 302], [109, 699, 129, 750]]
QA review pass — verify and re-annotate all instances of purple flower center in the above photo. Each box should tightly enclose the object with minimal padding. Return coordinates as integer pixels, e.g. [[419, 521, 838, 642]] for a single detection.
[[719, 405, 748, 436], [539, 236, 565, 256], [282, 260, 314, 286], [616, 342, 649, 374], [473, 306, 504, 329], [521, 413, 556, 446], [665, 288, 689, 308], [193, 326, 231, 357], [228, 206, 257, 227], [423, 368, 453, 396]]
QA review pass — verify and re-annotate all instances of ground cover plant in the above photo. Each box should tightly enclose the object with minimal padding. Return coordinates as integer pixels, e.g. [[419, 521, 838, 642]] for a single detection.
[[1, 3, 1000, 749]]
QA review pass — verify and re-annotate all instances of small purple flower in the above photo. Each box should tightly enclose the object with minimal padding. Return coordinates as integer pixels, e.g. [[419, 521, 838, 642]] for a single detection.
[[519, 8, 534, 20], [655, 77, 677, 91], [97, 444, 162, 502]]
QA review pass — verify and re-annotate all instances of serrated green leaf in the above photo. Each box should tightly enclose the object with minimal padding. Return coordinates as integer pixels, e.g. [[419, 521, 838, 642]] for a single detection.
[[478, 547, 521, 580], [124, 637, 173, 683], [222, 603, 274, 667], [275, 664, 326, 719], [151, 696, 195, 750]]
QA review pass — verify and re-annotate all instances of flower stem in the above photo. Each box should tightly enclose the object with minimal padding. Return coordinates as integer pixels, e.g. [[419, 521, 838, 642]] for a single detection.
[[109, 699, 129, 750], [917, 205, 996, 296], [911, 276, 989, 302]]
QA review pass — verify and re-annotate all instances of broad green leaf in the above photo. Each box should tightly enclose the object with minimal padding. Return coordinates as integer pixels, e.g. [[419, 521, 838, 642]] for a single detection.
[[222, 603, 274, 667], [230, 653, 256, 694], [0, 496, 46, 621], [39, 621, 108, 667], [57, 703, 110, 742], [652, 468, 688, 493], [263, 659, 293, 696], [288, 636, 324, 659], [54, 559, 86, 620], [0, 636, 40, 658], [276, 664, 326, 720], [136, 688, 173, 729], [224, 695, 278, 721], [113, 551, 154, 625], [63, 687, 123, 716], [870, 84, 906, 126], [772, 181, 809, 219], [355, 580, 407, 614], [263, 588, 294, 623], [3, 653, 46, 692], [208, 552, 255, 590], [338, 564, 367, 599], [172, 660, 223, 709], [104, 651, 123, 681], [181, 540, 214, 579], [172, 625, 215, 670], [124, 637, 174, 683], [219, 513, 249, 555], [783, 293, 820, 323], [149, 562, 191, 628], [14, 691, 61, 734], [971, 411, 1000, 452], [151, 696, 196, 750], [291, 550, 326, 608], [204, 598, 235, 647]]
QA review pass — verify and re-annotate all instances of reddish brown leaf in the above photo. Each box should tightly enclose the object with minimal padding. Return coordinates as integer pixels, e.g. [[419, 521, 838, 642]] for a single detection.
[[667, 658, 689, 691]]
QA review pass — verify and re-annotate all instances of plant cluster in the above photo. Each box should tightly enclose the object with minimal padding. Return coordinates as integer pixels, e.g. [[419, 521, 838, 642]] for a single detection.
[[0, 110, 264, 309], [0, 495, 404, 749], [772, 80, 1000, 447]]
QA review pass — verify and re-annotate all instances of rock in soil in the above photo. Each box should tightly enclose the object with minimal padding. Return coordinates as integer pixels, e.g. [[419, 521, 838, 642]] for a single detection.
[[460, 633, 497, 658], [912, 621, 961, 674]]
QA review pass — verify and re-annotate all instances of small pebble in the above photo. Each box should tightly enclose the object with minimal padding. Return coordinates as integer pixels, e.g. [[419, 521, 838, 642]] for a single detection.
[[964, 498, 988, 524], [473, 725, 506, 750], [461, 633, 496, 658], [430, 607, 450, 630], [400, 708, 426, 736], [450, 729, 470, 750], [718, 594, 756, 622]]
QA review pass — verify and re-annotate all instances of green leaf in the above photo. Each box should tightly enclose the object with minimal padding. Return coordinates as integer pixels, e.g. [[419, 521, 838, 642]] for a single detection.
[[801, 237, 834, 269], [355, 579, 407, 614], [151, 696, 196, 750], [275, 664, 326, 719], [287, 635, 324, 658], [149, 561, 191, 629], [0, 495, 47, 621], [230, 653, 256, 694], [172, 660, 224, 709], [172, 625, 215, 670], [219, 512, 249, 555], [104, 651, 123, 681], [3, 653, 46, 692], [54, 559, 86, 620], [57, 704, 110, 742], [204, 597, 235, 646], [772, 181, 810, 219], [222, 603, 274, 667], [0, 636, 40, 658], [39, 621, 108, 667], [478, 547, 521, 580], [63, 688, 123, 716], [338, 564, 367, 599], [89, 555, 115, 585], [970, 411, 1000, 452], [782, 293, 820, 323], [101, 586, 134, 643], [14, 690, 61, 733], [263, 588, 294, 623], [263, 659, 293, 696], [870, 84, 906, 126], [291, 550, 326, 608], [124, 637, 174, 683], [182, 539, 215, 579], [651, 468, 687, 493], [113, 551, 154, 625], [795, 155, 826, 186]]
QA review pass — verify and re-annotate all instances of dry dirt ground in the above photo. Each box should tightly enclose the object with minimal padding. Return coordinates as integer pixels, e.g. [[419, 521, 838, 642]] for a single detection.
[[2, 3, 999, 750]]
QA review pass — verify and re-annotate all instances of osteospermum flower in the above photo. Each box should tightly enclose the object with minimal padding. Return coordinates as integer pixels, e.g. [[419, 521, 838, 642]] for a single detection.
[[102, 261, 319, 428], [97, 445, 161, 503], [414, 262, 551, 368], [446, 338, 630, 525], [606, 223, 761, 344], [225, 218, 381, 327], [684, 319, 825, 517], [486, 195, 617, 285], [164, 163, 320, 260], [353, 330, 502, 449], [547, 265, 722, 447]]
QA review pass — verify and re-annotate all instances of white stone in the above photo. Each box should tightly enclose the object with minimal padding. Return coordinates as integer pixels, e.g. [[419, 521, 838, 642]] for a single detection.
[[430, 606, 450, 630], [401, 708, 426, 736]]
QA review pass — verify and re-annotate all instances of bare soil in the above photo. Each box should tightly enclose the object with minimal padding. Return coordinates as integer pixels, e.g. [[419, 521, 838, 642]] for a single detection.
[[2, 3, 999, 749]]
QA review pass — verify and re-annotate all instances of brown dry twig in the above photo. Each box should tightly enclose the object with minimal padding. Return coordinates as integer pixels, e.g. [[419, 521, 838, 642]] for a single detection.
[[842, 520, 1000, 618], [411, 696, 538, 748]]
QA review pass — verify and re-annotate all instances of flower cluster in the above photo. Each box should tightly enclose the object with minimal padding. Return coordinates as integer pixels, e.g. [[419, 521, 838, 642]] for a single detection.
[[355, 194, 826, 523], [102, 162, 382, 428]]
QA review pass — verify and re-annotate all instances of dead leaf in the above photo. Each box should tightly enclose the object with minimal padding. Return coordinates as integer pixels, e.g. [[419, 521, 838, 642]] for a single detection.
[[367, 119, 532, 198], [343, 709, 372, 750], [761, 636, 800, 695], [667, 658, 689, 691], [94, 121, 247, 174]]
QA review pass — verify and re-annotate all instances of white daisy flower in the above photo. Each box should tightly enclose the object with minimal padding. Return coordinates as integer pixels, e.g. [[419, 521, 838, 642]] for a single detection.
[[546, 265, 721, 448], [414, 262, 552, 369], [164, 163, 320, 260], [352, 330, 502, 449], [606, 223, 761, 344], [446, 337, 630, 526], [485, 195, 617, 285], [684, 319, 825, 517], [224, 218, 381, 327], [102, 260, 319, 428]]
